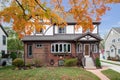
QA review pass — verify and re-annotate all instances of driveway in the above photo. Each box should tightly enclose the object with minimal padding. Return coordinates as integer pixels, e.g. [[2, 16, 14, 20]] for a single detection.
[[101, 61, 120, 73]]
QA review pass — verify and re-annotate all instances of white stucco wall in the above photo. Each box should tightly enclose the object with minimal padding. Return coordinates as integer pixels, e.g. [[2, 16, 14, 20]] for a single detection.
[[0, 27, 7, 54], [105, 29, 120, 59], [92, 25, 97, 33]]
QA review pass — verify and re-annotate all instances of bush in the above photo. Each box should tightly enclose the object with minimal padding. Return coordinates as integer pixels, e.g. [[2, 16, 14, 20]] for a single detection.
[[95, 58, 101, 68], [10, 52, 17, 60], [12, 58, 24, 67], [64, 58, 77, 67]]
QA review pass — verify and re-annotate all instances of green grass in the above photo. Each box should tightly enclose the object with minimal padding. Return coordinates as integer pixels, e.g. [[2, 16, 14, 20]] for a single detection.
[[101, 60, 120, 66], [102, 69, 120, 80], [0, 66, 100, 80]]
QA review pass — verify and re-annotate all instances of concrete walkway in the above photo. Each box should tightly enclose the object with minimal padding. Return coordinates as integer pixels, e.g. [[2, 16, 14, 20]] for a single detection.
[[87, 67, 110, 80], [101, 59, 120, 65], [101, 62, 120, 73]]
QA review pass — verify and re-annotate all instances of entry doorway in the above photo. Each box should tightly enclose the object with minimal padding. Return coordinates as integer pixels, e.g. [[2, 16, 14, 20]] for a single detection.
[[84, 44, 90, 56]]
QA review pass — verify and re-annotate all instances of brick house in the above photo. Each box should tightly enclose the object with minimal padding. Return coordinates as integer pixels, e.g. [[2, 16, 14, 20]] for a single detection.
[[22, 15, 102, 67]]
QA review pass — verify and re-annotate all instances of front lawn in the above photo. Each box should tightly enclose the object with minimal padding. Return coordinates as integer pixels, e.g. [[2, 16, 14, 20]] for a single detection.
[[0, 66, 100, 80], [102, 69, 120, 80]]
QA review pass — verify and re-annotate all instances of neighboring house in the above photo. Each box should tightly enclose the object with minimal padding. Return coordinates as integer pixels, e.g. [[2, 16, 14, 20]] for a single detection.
[[22, 14, 102, 67], [105, 27, 120, 59], [0, 24, 8, 56]]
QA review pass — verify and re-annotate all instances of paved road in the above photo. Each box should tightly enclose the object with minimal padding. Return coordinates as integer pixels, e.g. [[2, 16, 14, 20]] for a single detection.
[[101, 62, 120, 73]]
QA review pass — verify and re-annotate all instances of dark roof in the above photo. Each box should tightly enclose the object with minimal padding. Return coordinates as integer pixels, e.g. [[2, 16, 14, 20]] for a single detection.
[[113, 27, 120, 34], [22, 33, 102, 41], [0, 24, 8, 37], [56, 12, 101, 24]]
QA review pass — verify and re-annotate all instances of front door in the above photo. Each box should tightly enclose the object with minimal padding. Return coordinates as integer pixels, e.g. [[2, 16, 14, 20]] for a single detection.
[[84, 44, 90, 56]]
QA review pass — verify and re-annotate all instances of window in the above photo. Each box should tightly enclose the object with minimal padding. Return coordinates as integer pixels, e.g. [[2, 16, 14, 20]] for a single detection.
[[118, 38, 120, 42], [58, 27, 66, 34], [3, 35, 6, 45], [112, 39, 115, 43], [118, 49, 120, 54], [36, 44, 43, 48], [77, 43, 82, 53], [39, 29, 43, 33], [27, 44, 32, 57], [111, 49, 114, 52], [92, 44, 98, 53], [51, 43, 71, 53], [1, 50, 5, 58]]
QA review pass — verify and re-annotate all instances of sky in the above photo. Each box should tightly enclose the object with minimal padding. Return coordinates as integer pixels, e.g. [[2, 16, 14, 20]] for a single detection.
[[0, 1, 120, 38], [99, 4, 120, 37]]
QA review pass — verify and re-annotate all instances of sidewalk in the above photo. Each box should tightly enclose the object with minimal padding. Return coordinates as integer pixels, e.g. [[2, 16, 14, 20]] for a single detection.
[[101, 59, 120, 65], [87, 67, 110, 80]]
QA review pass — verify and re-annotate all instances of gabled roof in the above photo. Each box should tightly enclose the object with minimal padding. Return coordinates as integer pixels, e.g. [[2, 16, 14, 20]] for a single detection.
[[75, 32, 102, 41], [104, 27, 120, 42], [0, 24, 8, 37], [112, 27, 120, 34], [56, 12, 101, 24]]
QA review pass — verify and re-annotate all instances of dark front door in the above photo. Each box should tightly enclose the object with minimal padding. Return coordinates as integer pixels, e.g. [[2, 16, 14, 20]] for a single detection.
[[84, 44, 89, 56]]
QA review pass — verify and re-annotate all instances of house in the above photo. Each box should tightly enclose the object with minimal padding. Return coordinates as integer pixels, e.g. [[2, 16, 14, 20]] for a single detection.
[[0, 24, 8, 57], [22, 14, 102, 67], [104, 27, 120, 59]]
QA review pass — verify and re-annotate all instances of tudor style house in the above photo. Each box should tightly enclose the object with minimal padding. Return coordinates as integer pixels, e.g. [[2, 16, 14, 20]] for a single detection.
[[0, 24, 8, 57], [22, 15, 102, 67], [105, 27, 120, 59]]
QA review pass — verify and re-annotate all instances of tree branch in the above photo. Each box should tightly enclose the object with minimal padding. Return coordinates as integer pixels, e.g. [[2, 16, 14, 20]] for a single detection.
[[15, 0, 25, 15], [34, 0, 47, 12]]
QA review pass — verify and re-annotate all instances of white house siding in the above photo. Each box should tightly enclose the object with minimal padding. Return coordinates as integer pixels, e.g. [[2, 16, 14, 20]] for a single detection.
[[92, 25, 97, 34], [105, 29, 120, 59], [66, 25, 74, 34], [44, 25, 53, 35], [0, 27, 7, 54]]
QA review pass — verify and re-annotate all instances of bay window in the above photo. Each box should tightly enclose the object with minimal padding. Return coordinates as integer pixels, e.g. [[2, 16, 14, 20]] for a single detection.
[[51, 43, 71, 53]]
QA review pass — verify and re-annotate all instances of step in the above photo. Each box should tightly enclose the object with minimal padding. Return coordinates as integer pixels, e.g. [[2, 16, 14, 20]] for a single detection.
[[85, 57, 96, 69]]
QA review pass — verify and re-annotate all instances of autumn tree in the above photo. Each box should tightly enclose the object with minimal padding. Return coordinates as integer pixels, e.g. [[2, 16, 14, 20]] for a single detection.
[[0, 0, 120, 38]]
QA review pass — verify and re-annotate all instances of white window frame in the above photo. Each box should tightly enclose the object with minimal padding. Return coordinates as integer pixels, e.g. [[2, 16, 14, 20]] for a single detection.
[[51, 43, 71, 53], [92, 44, 98, 53], [77, 43, 82, 53]]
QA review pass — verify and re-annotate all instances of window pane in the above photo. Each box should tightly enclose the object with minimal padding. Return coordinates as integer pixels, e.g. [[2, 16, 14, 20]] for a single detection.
[[28, 45, 32, 57], [68, 44, 70, 52], [118, 49, 120, 54], [64, 44, 66, 52], [58, 27, 65, 33], [60, 44, 62, 52], [3, 35, 6, 45], [52, 45, 54, 52], [56, 44, 58, 52], [77, 44, 79, 52]]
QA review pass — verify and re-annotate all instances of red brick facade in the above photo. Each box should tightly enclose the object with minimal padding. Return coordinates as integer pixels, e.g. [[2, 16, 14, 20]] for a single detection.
[[24, 41, 100, 66]]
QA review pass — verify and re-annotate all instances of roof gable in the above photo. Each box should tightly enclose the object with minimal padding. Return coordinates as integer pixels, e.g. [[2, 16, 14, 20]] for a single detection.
[[104, 27, 120, 42], [0, 24, 8, 37], [113, 27, 120, 34], [75, 32, 102, 41]]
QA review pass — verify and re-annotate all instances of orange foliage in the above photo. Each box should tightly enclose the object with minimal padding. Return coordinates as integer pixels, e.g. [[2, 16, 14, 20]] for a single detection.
[[0, 0, 120, 38]]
